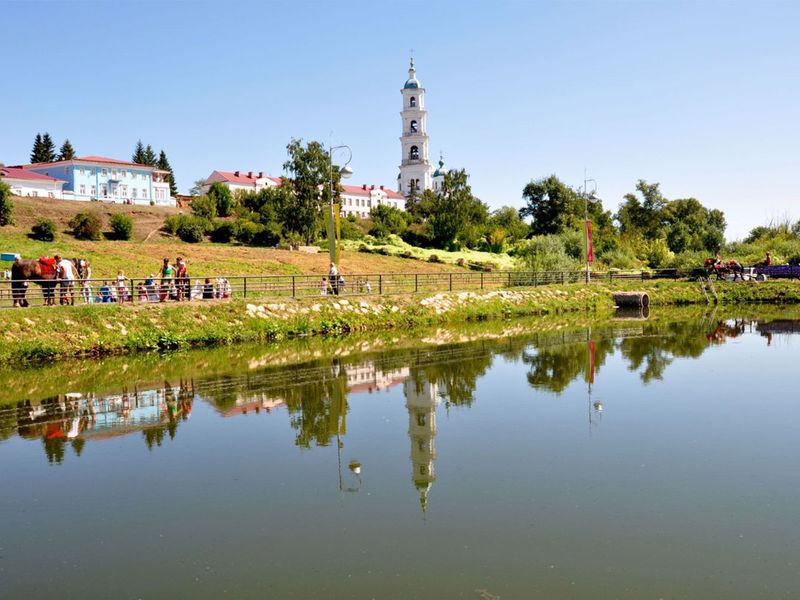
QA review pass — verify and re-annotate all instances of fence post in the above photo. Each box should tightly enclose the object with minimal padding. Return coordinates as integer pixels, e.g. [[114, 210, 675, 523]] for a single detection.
[[449, 273, 453, 292], [243, 277, 247, 298], [480, 272, 484, 290], [609, 272, 613, 285], [379, 274, 383, 295], [415, 273, 418, 293], [561, 272, 565, 284], [292, 276, 296, 298], [533, 272, 537, 287], [641, 271, 645, 281], [508, 271, 512, 288]]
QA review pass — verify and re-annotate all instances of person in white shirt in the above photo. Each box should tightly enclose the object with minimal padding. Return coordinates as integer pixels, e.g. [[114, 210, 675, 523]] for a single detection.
[[54, 255, 76, 306]]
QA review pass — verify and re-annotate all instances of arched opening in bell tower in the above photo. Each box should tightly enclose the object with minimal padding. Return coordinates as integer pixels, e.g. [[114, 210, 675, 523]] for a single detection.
[[409, 96, 416, 108], [410, 120, 418, 133], [409, 146, 419, 160]]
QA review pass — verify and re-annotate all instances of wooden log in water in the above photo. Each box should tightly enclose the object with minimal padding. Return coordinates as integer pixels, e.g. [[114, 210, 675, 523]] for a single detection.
[[613, 291, 650, 307]]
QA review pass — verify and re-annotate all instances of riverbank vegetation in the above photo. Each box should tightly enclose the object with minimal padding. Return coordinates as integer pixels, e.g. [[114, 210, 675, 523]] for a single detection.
[[2, 279, 800, 366]]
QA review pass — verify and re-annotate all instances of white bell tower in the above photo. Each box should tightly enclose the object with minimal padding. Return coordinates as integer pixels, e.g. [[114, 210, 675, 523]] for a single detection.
[[398, 58, 433, 195]]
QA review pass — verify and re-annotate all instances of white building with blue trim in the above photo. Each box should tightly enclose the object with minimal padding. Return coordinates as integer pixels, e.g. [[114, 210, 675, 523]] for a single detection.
[[20, 155, 175, 206]]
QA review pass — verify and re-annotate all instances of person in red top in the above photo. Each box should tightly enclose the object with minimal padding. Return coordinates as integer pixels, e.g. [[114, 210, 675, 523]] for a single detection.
[[175, 257, 189, 301]]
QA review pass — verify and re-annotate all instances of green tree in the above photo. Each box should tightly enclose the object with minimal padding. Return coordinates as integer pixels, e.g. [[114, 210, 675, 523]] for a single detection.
[[429, 169, 487, 249], [30, 132, 57, 163], [144, 144, 158, 167], [369, 204, 410, 238], [282, 139, 338, 244], [616, 180, 667, 239], [189, 179, 206, 196], [489, 206, 529, 241], [132, 140, 147, 164], [156, 150, 178, 196], [58, 139, 76, 161], [190, 195, 217, 220], [207, 181, 234, 217], [520, 175, 583, 235], [0, 181, 14, 226]]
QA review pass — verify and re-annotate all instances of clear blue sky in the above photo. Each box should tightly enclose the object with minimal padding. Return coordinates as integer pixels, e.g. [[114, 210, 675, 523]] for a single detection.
[[2, 1, 798, 239]]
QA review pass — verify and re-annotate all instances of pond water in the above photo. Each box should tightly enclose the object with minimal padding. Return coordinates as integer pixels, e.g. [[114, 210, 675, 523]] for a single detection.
[[2, 310, 800, 599]]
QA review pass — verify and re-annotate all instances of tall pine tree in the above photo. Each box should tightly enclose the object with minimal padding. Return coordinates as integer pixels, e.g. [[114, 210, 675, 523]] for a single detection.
[[30, 133, 43, 163], [144, 144, 157, 167], [157, 150, 178, 196], [132, 140, 147, 164], [58, 139, 76, 161], [40, 133, 56, 162]]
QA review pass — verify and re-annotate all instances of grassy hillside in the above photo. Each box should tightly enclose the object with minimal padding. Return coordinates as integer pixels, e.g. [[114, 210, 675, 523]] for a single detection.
[[0, 196, 469, 278]]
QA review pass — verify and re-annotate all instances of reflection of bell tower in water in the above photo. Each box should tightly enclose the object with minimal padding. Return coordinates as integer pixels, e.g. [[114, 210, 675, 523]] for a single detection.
[[404, 377, 440, 513]]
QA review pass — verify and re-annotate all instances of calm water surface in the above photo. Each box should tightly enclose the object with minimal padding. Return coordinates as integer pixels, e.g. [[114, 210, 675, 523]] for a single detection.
[[1, 312, 799, 599]]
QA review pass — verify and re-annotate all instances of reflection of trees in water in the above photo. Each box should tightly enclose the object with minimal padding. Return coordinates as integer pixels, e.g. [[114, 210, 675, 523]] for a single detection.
[[523, 332, 615, 394], [619, 321, 713, 383], [413, 345, 493, 408]]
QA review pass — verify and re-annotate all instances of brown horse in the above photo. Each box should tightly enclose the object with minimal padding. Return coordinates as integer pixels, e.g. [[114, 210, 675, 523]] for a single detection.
[[704, 258, 744, 281], [11, 257, 85, 307]]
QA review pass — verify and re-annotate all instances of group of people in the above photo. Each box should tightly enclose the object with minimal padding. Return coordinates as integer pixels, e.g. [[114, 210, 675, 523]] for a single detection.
[[46, 255, 231, 305]]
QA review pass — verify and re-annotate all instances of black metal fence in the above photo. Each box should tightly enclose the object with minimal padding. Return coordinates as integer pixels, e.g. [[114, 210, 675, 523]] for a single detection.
[[0, 268, 688, 307]]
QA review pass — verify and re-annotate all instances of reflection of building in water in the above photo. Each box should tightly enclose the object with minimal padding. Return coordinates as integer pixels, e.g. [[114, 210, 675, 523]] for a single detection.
[[344, 362, 410, 394], [218, 394, 285, 418], [404, 377, 439, 513]]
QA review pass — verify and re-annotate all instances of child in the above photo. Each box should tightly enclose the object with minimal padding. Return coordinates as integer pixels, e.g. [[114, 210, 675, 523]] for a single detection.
[[320, 276, 328, 296], [116, 271, 129, 303]]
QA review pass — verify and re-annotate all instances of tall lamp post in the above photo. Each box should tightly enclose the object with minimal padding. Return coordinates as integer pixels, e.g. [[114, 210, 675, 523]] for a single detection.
[[579, 173, 600, 284], [328, 145, 354, 266]]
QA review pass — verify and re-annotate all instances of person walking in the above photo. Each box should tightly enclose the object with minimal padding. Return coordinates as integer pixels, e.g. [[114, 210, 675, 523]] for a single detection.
[[320, 277, 328, 296], [329, 262, 339, 296], [116, 270, 130, 303], [78, 259, 92, 304], [54, 255, 76, 306]]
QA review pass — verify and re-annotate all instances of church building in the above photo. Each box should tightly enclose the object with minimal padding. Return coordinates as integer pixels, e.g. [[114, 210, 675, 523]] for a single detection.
[[398, 58, 447, 196]]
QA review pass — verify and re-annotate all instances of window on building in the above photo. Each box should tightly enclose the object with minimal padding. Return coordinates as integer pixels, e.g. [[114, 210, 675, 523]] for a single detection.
[[409, 146, 419, 160], [101, 168, 108, 176], [132, 188, 137, 199], [142, 188, 147, 198], [415, 179, 420, 190], [101, 184, 108, 197], [79, 184, 86, 195], [31, 191, 39, 197], [121, 185, 128, 196], [91, 168, 96, 175], [91, 185, 96, 196], [410, 120, 418, 133], [410, 96, 416, 108], [78, 167, 83, 175]]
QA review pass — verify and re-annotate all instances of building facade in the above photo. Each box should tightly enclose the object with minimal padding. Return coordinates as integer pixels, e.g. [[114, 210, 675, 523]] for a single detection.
[[21, 156, 174, 206], [201, 170, 281, 195], [340, 184, 405, 219], [0, 166, 65, 198]]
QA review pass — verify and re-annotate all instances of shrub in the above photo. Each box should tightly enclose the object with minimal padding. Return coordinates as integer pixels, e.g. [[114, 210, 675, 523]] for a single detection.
[[601, 247, 640, 270], [400, 250, 414, 259], [30, 218, 56, 241], [176, 216, 207, 243], [191, 195, 217, 220], [456, 258, 466, 267], [517, 236, 578, 272], [211, 221, 236, 243], [0, 181, 13, 226], [358, 244, 371, 253], [428, 254, 441, 263], [643, 238, 674, 269], [69, 211, 103, 240], [109, 213, 134, 240], [164, 215, 182, 235], [234, 220, 261, 244], [251, 225, 281, 247]]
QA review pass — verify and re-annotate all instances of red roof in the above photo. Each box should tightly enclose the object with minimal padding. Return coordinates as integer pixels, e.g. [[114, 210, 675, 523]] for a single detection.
[[0, 167, 64, 183], [212, 170, 281, 185]]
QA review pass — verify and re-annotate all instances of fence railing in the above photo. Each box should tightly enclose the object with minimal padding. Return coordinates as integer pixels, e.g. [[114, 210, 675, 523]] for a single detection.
[[0, 268, 689, 306]]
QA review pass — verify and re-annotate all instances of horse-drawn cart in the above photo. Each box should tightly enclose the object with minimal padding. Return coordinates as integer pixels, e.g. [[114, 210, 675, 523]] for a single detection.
[[752, 264, 800, 282]]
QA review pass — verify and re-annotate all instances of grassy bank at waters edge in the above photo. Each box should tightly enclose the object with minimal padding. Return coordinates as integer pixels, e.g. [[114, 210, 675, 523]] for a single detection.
[[2, 279, 800, 365]]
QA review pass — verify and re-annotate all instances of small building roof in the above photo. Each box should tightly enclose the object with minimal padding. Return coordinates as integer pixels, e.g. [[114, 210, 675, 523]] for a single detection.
[[340, 184, 404, 199], [0, 166, 65, 183], [210, 170, 281, 185]]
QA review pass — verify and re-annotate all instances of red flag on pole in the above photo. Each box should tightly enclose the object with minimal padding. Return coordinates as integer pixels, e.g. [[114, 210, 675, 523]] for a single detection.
[[585, 220, 594, 264]]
